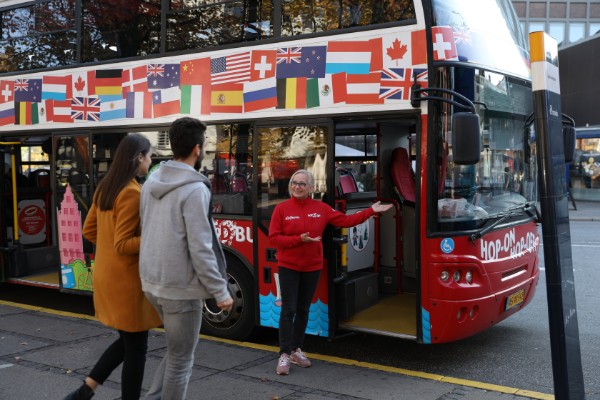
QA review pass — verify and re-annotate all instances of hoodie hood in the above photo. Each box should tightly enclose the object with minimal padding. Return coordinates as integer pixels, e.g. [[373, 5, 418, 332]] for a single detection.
[[146, 160, 210, 200]]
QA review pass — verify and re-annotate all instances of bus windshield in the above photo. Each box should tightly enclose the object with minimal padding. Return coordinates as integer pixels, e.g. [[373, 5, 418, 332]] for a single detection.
[[437, 67, 535, 227], [432, 0, 529, 79]]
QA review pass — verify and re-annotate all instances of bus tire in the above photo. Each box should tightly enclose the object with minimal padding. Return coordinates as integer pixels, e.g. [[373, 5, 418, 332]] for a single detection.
[[201, 255, 255, 340]]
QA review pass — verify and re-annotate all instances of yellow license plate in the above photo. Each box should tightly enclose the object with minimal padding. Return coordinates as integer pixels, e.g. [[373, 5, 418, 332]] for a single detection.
[[505, 289, 525, 311]]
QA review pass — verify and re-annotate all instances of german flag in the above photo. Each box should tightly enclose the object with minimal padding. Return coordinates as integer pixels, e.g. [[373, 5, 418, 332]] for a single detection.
[[94, 69, 123, 99]]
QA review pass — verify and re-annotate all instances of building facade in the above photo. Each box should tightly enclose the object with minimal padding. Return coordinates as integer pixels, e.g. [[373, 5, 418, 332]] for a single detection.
[[512, 0, 600, 47]]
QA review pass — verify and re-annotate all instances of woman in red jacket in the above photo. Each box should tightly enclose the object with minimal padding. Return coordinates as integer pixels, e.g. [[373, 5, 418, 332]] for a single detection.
[[269, 169, 392, 375]]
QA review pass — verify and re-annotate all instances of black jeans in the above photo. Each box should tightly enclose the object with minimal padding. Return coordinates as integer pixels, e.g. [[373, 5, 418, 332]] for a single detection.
[[278, 267, 321, 355], [88, 329, 149, 400]]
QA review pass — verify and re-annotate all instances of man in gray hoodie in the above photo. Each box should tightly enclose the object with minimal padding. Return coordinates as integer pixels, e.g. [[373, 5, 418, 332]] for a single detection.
[[139, 117, 233, 399]]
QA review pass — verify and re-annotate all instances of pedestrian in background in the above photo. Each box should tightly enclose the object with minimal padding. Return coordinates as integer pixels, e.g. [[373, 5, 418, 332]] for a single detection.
[[139, 117, 233, 399], [269, 169, 392, 375], [64, 133, 161, 400]]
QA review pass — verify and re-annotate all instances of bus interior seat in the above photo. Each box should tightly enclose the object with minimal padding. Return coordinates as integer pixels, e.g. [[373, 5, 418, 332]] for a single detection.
[[336, 167, 358, 196], [390, 147, 417, 280], [229, 171, 248, 192], [29, 169, 51, 188], [390, 147, 415, 205]]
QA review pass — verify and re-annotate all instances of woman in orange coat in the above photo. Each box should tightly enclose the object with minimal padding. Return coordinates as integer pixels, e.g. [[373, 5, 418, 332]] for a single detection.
[[64, 133, 161, 400]]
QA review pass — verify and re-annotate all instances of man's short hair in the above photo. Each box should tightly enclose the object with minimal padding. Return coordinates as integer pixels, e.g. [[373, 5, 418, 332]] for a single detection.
[[169, 117, 207, 159]]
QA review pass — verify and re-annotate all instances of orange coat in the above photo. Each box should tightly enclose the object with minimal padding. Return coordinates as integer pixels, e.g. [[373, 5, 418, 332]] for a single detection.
[[83, 179, 161, 332]]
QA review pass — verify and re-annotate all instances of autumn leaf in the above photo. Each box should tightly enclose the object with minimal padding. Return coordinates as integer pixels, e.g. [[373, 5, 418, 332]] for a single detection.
[[74, 76, 86, 92], [386, 39, 408, 66]]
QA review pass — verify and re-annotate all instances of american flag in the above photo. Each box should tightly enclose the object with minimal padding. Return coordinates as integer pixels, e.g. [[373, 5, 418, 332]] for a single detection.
[[379, 68, 427, 101], [71, 97, 101, 122], [210, 53, 251, 85], [276, 48, 302, 64]]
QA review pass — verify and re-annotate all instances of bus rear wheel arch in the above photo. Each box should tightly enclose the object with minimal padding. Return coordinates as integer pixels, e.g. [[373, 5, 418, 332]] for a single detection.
[[201, 254, 256, 340]]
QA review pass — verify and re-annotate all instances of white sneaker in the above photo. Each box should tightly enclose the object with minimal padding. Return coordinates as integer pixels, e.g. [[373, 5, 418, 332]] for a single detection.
[[290, 348, 311, 368], [276, 353, 291, 375]]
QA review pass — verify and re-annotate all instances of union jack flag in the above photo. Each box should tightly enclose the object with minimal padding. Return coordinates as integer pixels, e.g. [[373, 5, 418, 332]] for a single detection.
[[14, 79, 29, 92], [71, 97, 101, 122], [147, 64, 165, 78], [379, 68, 427, 101], [452, 26, 472, 46], [276, 48, 302, 64]]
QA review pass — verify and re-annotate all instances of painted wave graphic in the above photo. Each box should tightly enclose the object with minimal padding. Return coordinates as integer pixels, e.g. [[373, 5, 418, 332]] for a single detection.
[[259, 293, 329, 335]]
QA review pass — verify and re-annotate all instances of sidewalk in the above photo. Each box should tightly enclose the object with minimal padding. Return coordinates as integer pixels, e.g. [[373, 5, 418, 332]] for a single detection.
[[568, 200, 599, 221], [0, 302, 551, 400]]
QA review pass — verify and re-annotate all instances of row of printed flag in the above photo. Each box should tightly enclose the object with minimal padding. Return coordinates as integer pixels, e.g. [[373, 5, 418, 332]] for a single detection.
[[0, 28, 455, 127]]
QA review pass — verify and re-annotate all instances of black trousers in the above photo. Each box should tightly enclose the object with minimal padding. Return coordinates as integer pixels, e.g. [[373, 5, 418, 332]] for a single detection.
[[88, 329, 149, 400], [278, 267, 321, 355]]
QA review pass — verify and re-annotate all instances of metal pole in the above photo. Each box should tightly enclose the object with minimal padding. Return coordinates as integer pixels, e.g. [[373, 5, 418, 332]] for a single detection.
[[529, 31, 585, 399]]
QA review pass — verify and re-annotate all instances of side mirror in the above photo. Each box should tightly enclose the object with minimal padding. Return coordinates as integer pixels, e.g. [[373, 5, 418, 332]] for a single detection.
[[563, 126, 576, 163], [451, 112, 481, 165]]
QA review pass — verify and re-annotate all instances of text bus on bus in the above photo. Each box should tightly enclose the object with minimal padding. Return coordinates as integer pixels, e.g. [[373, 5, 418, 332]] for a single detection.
[[1, 0, 541, 343]]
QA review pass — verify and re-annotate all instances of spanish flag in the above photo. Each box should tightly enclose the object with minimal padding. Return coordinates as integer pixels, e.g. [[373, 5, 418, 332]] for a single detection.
[[211, 83, 243, 113]]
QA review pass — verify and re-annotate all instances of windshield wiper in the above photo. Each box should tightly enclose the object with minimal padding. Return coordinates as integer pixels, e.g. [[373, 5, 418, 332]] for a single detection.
[[470, 201, 538, 242]]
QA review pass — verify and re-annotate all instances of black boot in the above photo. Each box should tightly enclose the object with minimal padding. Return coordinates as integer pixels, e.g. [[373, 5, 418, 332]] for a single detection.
[[63, 382, 94, 400]]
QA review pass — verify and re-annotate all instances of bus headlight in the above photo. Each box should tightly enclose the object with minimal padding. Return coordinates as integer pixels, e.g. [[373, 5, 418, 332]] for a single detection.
[[453, 271, 461, 282], [465, 271, 473, 284], [440, 270, 450, 282]]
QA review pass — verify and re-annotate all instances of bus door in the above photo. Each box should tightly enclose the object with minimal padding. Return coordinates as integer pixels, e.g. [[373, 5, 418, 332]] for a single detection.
[[1, 137, 58, 287], [334, 119, 419, 340], [53, 133, 95, 292], [255, 121, 333, 337]]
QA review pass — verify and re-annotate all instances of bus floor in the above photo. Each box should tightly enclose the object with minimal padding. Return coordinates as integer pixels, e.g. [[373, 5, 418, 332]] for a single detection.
[[339, 293, 417, 339], [7, 269, 60, 289]]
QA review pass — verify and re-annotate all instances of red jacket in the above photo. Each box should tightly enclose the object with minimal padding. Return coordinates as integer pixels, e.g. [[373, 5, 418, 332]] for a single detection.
[[268, 196, 375, 272]]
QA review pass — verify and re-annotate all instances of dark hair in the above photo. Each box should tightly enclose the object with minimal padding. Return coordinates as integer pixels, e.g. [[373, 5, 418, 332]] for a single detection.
[[169, 117, 206, 159], [94, 133, 151, 211]]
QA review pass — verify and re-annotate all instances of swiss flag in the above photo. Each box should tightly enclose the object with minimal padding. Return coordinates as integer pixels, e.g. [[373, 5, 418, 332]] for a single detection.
[[431, 26, 458, 61], [250, 50, 276, 81], [0, 80, 15, 103]]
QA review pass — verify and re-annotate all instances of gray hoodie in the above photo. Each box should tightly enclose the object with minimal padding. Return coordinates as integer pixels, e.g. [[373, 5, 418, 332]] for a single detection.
[[139, 160, 229, 303]]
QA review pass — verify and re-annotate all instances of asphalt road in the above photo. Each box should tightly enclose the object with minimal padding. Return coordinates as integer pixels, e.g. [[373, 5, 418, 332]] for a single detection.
[[300, 220, 600, 399], [2, 220, 598, 399]]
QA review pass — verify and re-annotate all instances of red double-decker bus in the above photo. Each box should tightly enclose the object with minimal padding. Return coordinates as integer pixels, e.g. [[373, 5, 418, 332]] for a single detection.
[[1, 0, 540, 343]]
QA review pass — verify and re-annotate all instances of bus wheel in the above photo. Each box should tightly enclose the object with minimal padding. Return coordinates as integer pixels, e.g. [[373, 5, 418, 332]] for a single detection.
[[201, 256, 255, 340]]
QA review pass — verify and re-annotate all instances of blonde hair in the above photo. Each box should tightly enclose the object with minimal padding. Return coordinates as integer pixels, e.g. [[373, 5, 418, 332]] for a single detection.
[[288, 169, 314, 196]]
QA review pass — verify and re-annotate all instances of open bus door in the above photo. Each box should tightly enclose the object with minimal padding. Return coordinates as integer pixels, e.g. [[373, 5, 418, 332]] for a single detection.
[[253, 119, 421, 341], [1, 139, 59, 287], [333, 119, 419, 340]]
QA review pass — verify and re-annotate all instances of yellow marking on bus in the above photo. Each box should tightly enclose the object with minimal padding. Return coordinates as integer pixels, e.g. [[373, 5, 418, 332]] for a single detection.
[[1, 299, 554, 400]]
